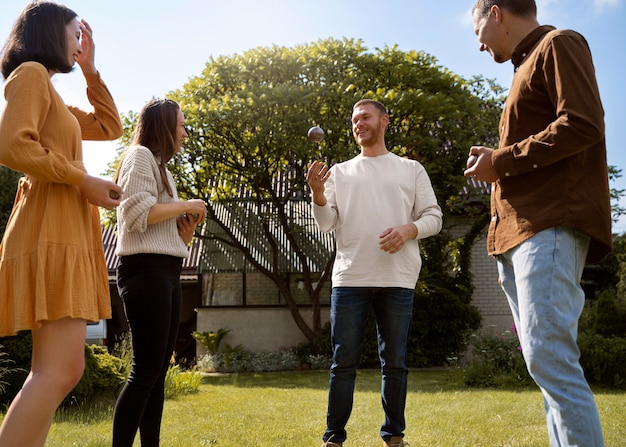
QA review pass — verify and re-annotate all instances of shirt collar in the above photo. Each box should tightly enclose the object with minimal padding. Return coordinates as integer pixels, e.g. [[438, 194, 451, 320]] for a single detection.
[[511, 25, 556, 71]]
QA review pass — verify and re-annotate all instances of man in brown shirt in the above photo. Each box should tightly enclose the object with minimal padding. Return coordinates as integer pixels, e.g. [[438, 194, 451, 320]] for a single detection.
[[466, 1, 610, 446]]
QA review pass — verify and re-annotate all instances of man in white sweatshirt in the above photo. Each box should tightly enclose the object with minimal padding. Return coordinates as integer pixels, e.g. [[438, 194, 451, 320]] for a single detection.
[[307, 99, 443, 447]]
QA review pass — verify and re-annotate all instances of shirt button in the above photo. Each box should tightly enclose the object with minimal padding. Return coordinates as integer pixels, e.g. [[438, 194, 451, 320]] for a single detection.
[[505, 172, 510, 176], [491, 216, 497, 221], [533, 164, 538, 168]]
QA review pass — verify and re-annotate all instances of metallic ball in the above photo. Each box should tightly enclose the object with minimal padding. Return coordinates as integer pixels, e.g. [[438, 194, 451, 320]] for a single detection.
[[466, 154, 478, 169], [307, 126, 325, 143]]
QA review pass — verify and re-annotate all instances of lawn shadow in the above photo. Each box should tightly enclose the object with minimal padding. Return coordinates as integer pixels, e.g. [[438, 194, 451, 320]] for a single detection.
[[200, 368, 463, 393]]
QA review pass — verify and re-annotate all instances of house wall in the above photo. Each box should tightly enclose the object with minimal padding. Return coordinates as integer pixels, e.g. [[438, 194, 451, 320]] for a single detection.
[[448, 217, 514, 334], [195, 307, 330, 356]]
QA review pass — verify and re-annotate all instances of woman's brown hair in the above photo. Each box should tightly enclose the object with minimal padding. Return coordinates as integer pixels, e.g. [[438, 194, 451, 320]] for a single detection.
[[116, 99, 181, 197], [1, 1, 78, 79]]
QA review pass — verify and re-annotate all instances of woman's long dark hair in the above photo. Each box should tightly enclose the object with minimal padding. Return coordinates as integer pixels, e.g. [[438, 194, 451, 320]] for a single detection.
[[1, 1, 78, 79], [116, 99, 181, 197]]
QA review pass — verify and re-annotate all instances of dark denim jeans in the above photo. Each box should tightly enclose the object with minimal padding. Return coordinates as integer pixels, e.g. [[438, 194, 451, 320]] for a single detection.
[[323, 287, 413, 443], [112, 254, 183, 447]]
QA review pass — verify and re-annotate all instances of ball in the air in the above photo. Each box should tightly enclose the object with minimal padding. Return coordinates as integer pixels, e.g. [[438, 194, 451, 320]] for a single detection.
[[307, 126, 325, 143]]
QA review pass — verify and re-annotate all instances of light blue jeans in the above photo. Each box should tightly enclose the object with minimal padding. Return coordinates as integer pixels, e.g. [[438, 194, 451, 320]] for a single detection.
[[496, 227, 604, 447], [322, 287, 413, 443]]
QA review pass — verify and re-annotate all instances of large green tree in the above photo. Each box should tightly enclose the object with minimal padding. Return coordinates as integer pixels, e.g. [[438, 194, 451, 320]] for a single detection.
[[159, 38, 504, 344]]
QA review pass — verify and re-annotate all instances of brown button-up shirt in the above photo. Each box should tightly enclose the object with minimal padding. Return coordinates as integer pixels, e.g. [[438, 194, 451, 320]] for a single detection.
[[488, 25, 612, 263]]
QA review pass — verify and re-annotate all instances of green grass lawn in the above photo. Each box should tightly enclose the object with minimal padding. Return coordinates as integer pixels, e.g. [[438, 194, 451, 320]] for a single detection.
[[5, 369, 625, 446]]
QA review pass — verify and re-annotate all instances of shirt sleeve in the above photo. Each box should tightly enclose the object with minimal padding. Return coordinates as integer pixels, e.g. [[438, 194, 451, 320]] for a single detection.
[[411, 163, 442, 240], [117, 147, 159, 233], [493, 31, 605, 176], [311, 165, 339, 233]]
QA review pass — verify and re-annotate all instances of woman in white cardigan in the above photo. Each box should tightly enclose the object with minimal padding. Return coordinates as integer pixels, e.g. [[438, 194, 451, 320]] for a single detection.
[[112, 99, 206, 447]]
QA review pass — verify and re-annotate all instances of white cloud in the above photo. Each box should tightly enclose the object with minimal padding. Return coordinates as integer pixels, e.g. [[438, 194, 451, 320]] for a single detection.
[[593, 0, 622, 14]]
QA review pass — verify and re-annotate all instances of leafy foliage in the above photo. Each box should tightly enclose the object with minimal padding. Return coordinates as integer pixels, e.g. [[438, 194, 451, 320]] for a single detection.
[[164, 365, 202, 399], [105, 38, 505, 347], [173, 39, 502, 342], [192, 328, 232, 354], [0, 331, 126, 408], [463, 328, 533, 388], [0, 166, 21, 236]]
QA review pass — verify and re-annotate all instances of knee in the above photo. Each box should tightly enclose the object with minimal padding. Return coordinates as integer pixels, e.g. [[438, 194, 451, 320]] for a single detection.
[[58, 359, 86, 395]]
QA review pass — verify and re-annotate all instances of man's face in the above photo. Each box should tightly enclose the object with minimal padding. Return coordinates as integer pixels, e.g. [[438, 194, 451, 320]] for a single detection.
[[473, 6, 510, 64], [351, 104, 388, 147]]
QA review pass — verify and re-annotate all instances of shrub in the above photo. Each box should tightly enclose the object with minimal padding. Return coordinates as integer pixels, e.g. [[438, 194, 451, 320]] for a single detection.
[[578, 332, 626, 389], [0, 345, 17, 395], [0, 331, 127, 408], [110, 331, 133, 380], [192, 329, 231, 354], [462, 327, 532, 388], [197, 348, 301, 373], [164, 365, 202, 398], [410, 285, 482, 367], [588, 291, 626, 337], [0, 331, 32, 407], [63, 345, 127, 406]]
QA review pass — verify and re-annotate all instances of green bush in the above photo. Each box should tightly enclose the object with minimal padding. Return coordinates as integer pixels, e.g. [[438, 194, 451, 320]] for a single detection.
[[192, 328, 231, 354], [588, 290, 626, 337], [63, 344, 127, 406], [579, 332, 626, 388], [0, 331, 32, 407], [197, 348, 301, 373], [0, 345, 16, 395], [463, 327, 532, 388], [410, 285, 482, 367], [164, 365, 202, 398], [0, 331, 127, 408], [463, 323, 626, 390]]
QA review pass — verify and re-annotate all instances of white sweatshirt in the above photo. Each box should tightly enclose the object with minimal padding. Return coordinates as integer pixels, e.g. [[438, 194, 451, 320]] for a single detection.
[[312, 152, 442, 288]]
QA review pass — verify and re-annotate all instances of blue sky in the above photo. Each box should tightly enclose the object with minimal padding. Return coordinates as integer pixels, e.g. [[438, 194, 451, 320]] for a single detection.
[[1, 0, 625, 230]]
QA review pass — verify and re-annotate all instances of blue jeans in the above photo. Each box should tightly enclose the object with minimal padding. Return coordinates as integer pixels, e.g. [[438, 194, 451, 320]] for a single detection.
[[497, 227, 604, 447], [323, 287, 413, 443]]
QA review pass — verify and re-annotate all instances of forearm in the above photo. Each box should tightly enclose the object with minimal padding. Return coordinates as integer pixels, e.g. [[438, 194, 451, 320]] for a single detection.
[[147, 202, 187, 226]]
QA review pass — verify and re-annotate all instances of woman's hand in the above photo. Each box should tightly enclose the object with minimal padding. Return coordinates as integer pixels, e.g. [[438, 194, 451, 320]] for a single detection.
[[184, 199, 207, 224], [176, 213, 196, 245], [77, 20, 97, 75], [77, 174, 122, 210]]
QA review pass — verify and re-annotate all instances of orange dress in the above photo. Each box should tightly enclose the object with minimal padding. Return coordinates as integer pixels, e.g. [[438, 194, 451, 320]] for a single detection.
[[0, 62, 123, 336]]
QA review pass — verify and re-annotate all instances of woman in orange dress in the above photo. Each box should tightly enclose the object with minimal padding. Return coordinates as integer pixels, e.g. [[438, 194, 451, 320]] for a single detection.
[[0, 2, 123, 445]]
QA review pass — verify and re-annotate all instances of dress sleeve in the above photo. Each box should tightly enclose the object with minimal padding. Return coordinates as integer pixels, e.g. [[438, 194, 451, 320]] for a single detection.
[[0, 62, 84, 185], [68, 71, 123, 141]]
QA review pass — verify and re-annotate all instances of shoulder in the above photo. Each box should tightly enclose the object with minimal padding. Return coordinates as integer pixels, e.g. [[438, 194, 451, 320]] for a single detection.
[[126, 145, 156, 160], [543, 28, 589, 50], [387, 152, 424, 169], [6, 61, 49, 87], [120, 145, 158, 171]]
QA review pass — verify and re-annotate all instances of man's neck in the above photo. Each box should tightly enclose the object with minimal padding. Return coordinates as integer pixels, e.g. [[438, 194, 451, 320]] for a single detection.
[[360, 144, 389, 157], [507, 17, 541, 53]]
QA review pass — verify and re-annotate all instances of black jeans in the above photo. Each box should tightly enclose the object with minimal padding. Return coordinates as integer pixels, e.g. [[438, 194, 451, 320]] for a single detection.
[[112, 254, 183, 447]]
